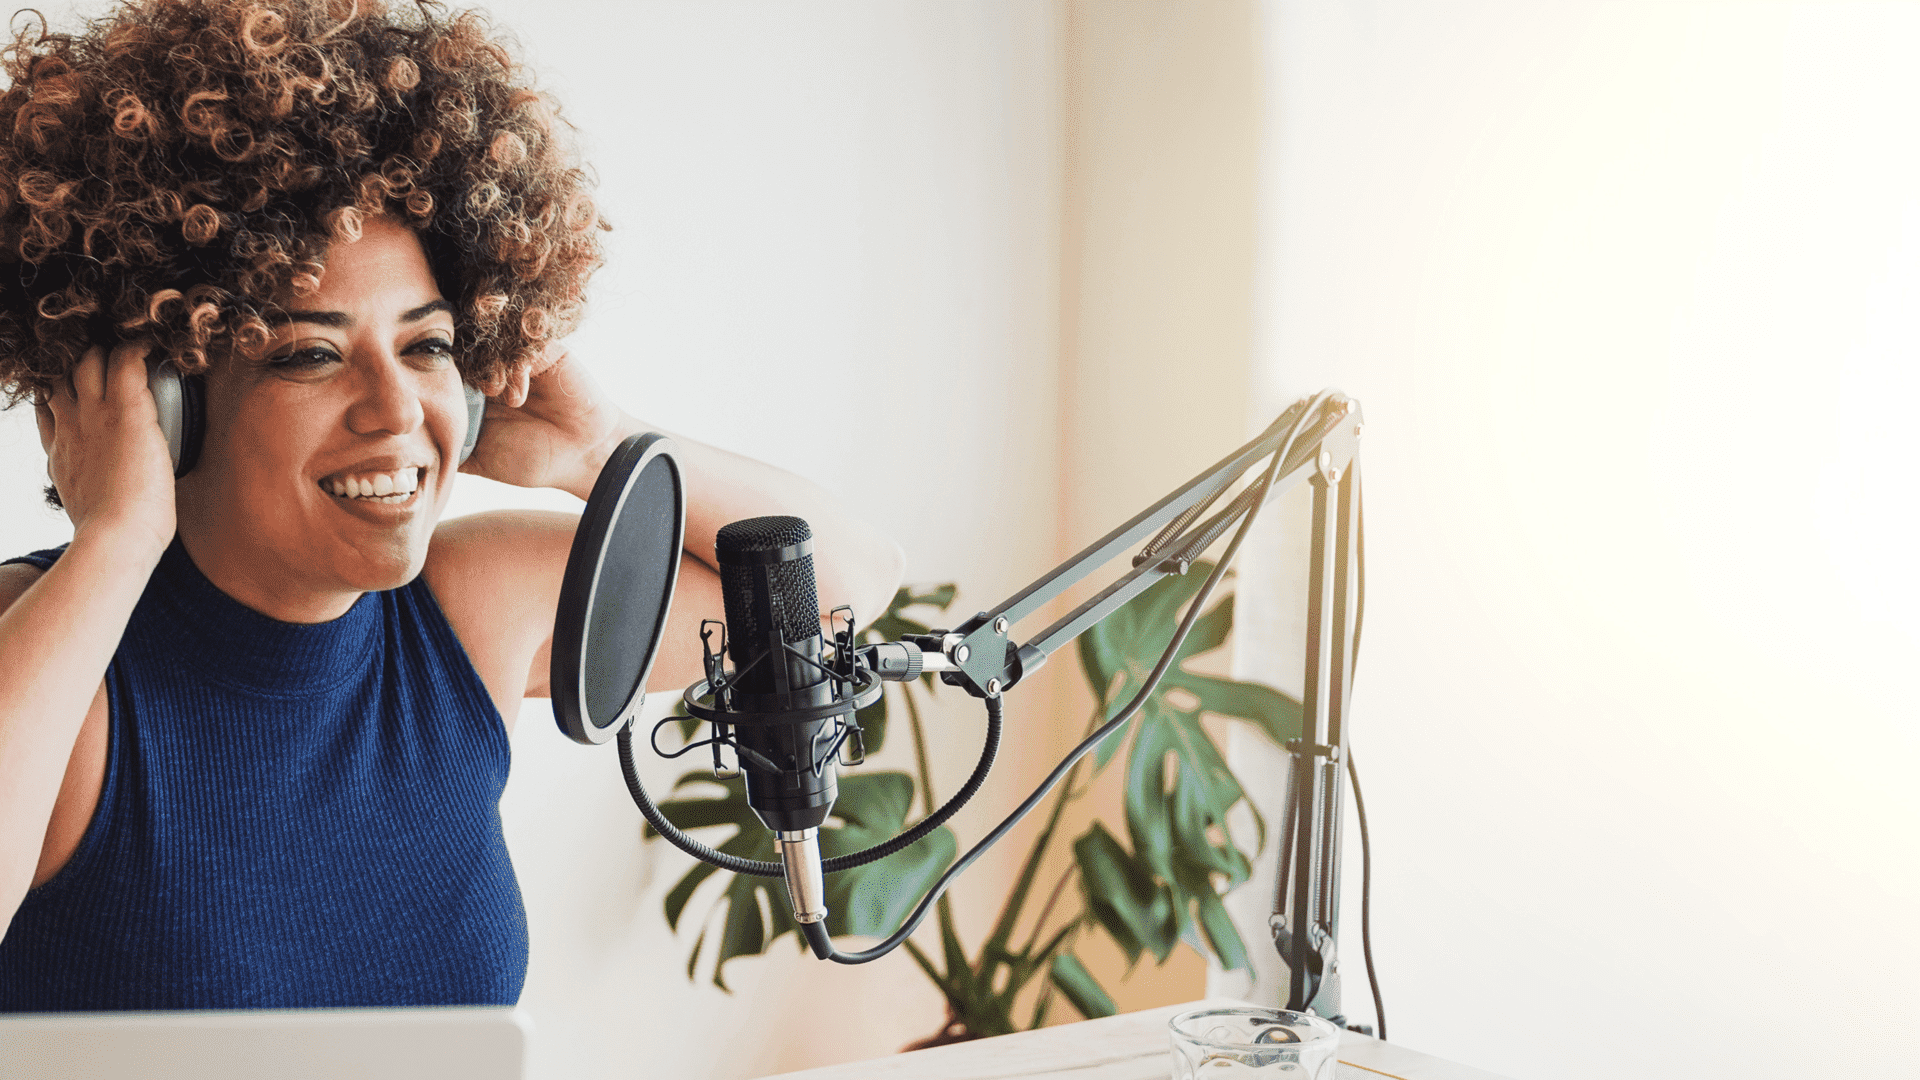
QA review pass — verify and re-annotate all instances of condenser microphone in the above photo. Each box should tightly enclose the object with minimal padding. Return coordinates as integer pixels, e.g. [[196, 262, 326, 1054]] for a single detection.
[[715, 516, 840, 924]]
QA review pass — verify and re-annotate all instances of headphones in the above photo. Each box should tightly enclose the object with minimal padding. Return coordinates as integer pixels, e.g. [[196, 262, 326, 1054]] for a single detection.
[[145, 362, 487, 478]]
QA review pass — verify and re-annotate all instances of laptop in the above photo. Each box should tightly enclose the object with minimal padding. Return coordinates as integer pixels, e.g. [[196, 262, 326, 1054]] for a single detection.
[[0, 1006, 529, 1080]]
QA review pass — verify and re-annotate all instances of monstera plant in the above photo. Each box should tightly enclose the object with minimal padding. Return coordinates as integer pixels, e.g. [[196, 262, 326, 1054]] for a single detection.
[[648, 565, 1301, 1044]]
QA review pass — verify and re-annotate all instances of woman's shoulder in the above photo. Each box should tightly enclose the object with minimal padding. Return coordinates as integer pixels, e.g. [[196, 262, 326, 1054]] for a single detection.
[[424, 510, 577, 592], [421, 511, 580, 720], [422, 510, 576, 630]]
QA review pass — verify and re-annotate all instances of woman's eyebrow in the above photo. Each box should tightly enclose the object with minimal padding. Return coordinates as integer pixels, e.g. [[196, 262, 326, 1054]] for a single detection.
[[267, 309, 349, 328], [265, 299, 453, 329], [401, 299, 454, 323]]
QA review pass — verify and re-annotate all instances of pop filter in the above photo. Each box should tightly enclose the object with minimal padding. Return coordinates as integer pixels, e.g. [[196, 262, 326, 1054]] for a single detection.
[[551, 432, 686, 745]]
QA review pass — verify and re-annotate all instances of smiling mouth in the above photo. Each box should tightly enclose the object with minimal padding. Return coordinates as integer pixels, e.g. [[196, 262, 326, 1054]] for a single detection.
[[320, 467, 426, 502]]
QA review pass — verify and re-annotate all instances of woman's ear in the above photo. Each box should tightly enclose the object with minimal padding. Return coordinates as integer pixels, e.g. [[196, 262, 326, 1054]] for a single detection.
[[33, 398, 54, 456], [33, 400, 63, 510]]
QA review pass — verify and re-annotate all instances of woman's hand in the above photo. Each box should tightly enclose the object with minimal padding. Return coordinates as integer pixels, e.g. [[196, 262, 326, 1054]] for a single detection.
[[458, 344, 640, 501], [36, 343, 176, 562]]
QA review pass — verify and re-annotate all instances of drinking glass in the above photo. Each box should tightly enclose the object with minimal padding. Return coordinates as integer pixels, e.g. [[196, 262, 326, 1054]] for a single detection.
[[1167, 1007, 1341, 1079]]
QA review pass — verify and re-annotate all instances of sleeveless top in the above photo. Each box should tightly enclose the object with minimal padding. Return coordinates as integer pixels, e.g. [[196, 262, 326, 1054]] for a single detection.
[[0, 539, 527, 1011]]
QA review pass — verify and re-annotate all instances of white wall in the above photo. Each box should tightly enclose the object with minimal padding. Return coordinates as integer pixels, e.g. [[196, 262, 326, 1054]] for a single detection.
[[1230, 3, 1920, 1078], [0, 3, 1063, 1077]]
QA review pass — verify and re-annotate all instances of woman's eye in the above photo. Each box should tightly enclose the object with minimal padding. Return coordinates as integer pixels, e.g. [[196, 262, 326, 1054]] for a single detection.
[[267, 345, 340, 369], [408, 336, 457, 364]]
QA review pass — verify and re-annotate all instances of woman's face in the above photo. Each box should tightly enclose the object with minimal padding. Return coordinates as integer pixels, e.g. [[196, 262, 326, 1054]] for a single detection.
[[176, 216, 468, 622]]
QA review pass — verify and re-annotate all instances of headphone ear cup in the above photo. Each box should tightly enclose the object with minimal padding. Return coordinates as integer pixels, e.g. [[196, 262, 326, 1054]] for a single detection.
[[459, 383, 486, 465], [177, 374, 205, 476], [146, 363, 204, 478]]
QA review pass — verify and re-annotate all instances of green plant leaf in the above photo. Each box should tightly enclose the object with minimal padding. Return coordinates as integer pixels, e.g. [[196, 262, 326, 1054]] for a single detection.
[[1091, 722, 1131, 771], [653, 769, 955, 989], [940, 900, 971, 994], [662, 857, 721, 931], [1049, 951, 1117, 1020], [686, 926, 708, 981], [1190, 875, 1251, 972], [853, 686, 888, 757], [821, 773, 958, 935], [1123, 696, 1250, 887], [865, 583, 958, 645], [855, 582, 959, 756], [1078, 568, 1212, 772], [672, 701, 701, 742], [1073, 561, 1302, 984], [1073, 821, 1176, 965], [1164, 670, 1301, 750]]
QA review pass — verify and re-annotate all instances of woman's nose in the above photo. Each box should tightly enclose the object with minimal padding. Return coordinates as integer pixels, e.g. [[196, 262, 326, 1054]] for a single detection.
[[344, 354, 426, 438]]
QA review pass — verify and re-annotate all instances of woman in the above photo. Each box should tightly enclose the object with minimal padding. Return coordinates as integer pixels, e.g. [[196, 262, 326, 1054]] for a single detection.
[[0, 0, 903, 1009]]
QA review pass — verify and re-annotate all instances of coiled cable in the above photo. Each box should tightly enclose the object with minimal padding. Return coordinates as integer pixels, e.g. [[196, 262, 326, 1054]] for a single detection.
[[618, 692, 1001, 877]]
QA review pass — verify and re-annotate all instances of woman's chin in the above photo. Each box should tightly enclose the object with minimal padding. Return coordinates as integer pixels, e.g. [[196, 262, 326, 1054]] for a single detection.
[[334, 543, 430, 595], [270, 529, 431, 605]]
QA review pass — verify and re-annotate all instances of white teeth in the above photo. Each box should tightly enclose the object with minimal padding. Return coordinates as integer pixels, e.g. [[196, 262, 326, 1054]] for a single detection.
[[324, 469, 423, 501]]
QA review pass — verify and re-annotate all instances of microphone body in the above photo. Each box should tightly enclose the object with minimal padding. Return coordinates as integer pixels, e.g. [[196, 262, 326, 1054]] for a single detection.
[[716, 516, 839, 923]]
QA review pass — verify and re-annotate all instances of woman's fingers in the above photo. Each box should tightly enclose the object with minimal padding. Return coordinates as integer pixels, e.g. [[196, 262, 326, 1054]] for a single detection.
[[38, 341, 176, 551], [106, 341, 155, 399], [69, 345, 107, 402]]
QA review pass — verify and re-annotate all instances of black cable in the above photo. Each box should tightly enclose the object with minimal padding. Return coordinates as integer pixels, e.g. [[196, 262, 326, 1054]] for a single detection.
[[618, 694, 1001, 878], [803, 428, 1299, 965], [1137, 396, 1314, 564], [1346, 466, 1384, 1042], [1347, 748, 1381, 1041]]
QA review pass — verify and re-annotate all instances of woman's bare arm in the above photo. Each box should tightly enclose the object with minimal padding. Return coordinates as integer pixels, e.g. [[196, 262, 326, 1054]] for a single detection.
[[0, 345, 174, 931], [650, 428, 906, 625], [430, 351, 905, 726], [458, 350, 904, 624], [427, 435, 903, 732]]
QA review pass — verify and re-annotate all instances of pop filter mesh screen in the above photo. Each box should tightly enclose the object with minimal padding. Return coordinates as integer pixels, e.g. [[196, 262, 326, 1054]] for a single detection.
[[582, 456, 680, 729]]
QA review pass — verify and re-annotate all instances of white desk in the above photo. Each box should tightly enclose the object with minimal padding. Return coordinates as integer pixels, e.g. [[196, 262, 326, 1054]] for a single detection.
[[762, 1001, 1512, 1080]]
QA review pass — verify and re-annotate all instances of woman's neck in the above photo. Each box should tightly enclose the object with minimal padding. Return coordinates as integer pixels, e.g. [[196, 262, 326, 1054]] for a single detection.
[[173, 527, 366, 625]]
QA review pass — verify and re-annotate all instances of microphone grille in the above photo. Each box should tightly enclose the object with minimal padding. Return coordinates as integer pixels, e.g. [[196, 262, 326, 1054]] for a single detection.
[[716, 516, 819, 645], [716, 515, 813, 554]]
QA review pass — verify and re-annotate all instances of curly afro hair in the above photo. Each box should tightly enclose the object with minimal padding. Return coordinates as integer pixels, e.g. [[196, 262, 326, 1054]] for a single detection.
[[0, 0, 605, 405]]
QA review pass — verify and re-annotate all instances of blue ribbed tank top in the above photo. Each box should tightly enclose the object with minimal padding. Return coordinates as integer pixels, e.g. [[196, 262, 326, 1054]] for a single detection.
[[0, 539, 527, 1011]]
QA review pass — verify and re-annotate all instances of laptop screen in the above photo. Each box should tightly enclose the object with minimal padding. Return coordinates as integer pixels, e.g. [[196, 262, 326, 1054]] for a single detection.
[[0, 1006, 529, 1080]]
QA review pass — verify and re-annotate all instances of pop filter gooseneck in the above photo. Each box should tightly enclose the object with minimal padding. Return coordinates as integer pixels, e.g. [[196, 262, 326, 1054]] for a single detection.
[[551, 433, 686, 745]]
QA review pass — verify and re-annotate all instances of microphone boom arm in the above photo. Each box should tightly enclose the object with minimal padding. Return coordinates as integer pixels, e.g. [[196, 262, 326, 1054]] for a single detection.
[[913, 391, 1365, 1023], [932, 393, 1361, 704]]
